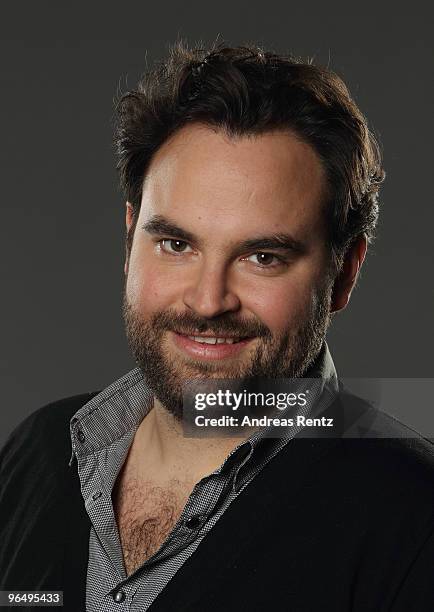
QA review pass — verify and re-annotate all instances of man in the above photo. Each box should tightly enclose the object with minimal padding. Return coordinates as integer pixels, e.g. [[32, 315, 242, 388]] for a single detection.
[[0, 42, 433, 611]]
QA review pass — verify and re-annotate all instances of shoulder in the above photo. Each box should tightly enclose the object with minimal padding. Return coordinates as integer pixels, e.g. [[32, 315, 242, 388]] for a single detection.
[[0, 392, 99, 472], [306, 389, 434, 521], [0, 394, 97, 591], [337, 387, 434, 473], [280, 387, 434, 513]]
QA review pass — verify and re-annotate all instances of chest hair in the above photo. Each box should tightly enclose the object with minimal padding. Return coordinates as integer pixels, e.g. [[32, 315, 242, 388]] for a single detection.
[[113, 476, 192, 576]]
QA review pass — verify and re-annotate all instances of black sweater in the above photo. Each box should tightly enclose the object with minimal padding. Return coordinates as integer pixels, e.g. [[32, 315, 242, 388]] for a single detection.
[[0, 389, 433, 611]]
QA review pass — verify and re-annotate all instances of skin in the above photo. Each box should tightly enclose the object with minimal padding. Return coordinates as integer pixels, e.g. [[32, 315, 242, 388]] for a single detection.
[[122, 124, 366, 481]]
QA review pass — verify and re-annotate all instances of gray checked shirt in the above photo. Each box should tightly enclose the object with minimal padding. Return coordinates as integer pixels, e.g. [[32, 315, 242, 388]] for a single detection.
[[69, 343, 338, 611]]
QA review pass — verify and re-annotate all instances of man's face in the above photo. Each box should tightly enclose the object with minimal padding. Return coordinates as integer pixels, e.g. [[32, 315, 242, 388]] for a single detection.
[[123, 124, 333, 419]]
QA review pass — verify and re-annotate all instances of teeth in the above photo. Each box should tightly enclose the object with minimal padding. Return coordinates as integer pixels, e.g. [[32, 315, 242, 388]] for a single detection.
[[187, 336, 238, 345]]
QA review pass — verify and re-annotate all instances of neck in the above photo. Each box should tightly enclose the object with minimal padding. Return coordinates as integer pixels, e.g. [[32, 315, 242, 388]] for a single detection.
[[132, 399, 245, 483]]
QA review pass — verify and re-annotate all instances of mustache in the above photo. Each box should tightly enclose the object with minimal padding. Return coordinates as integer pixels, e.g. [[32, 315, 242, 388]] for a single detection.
[[150, 309, 272, 339]]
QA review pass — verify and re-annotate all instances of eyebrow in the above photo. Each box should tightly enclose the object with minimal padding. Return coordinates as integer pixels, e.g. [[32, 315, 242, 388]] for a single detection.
[[142, 215, 306, 254]]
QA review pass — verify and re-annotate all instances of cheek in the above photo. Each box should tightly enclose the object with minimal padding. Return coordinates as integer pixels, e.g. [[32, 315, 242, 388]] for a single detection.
[[126, 268, 173, 314], [126, 246, 176, 314], [243, 275, 320, 333]]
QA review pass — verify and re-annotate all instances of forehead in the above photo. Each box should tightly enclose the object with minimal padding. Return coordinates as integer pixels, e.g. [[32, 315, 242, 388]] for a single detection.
[[140, 124, 327, 243]]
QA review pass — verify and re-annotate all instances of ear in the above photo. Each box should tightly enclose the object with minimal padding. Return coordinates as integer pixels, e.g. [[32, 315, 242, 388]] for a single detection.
[[125, 201, 135, 232], [124, 202, 135, 275], [331, 235, 367, 313]]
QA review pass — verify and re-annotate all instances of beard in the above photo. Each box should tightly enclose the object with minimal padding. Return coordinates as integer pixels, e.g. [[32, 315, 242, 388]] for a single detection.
[[123, 280, 332, 421]]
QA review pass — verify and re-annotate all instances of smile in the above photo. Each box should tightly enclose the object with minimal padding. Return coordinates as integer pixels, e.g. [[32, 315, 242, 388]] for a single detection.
[[170, 332, 254, 360], [186, 336, 245, 345]]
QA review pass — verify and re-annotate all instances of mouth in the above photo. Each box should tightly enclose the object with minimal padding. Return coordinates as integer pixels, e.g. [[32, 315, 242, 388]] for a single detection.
[[170, 331, 255, 360]]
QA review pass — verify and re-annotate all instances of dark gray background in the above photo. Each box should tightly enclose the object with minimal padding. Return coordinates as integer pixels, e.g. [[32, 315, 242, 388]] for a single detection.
[[1, 2, 433, 447]]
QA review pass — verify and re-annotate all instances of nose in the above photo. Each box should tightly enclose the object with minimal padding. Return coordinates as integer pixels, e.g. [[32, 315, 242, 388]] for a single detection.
[[182, 260, 241, 318]]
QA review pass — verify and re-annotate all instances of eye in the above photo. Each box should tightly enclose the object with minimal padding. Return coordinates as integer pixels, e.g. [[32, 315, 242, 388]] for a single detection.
[[159, 239, 193, 254], [245, 252, 283, 267]]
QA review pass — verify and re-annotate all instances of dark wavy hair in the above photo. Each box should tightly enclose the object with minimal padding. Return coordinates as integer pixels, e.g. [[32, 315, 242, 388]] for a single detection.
[[115, 41, 385, 272]]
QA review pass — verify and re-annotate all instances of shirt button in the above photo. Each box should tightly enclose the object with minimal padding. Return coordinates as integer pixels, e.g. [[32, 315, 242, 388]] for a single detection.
[[77, 430, 86, 443], [185, 515, 203, 530], [113, 590, 126, 603]]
